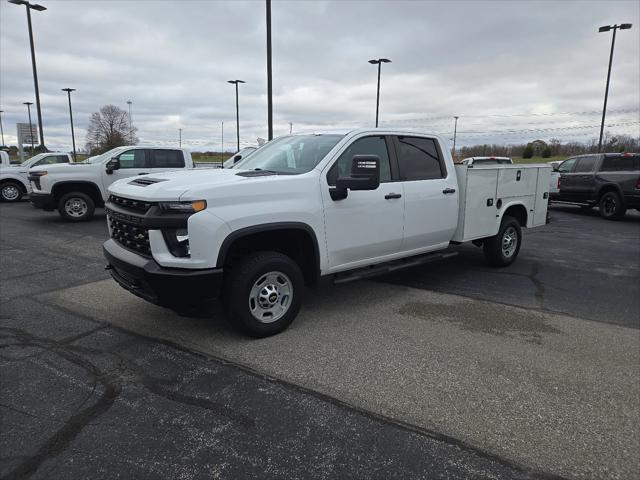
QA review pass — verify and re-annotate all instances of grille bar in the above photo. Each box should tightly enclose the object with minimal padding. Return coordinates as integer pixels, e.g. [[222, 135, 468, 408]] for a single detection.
[[108, 195, 153, 213]]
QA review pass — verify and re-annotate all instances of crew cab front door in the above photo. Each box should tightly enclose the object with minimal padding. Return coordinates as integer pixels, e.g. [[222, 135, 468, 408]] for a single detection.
[[321, 135, 404, 272], [103, 149, 150, 192]]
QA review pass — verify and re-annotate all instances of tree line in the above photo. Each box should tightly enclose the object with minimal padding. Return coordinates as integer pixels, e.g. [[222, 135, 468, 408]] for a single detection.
[[456, 133, 639, 160]]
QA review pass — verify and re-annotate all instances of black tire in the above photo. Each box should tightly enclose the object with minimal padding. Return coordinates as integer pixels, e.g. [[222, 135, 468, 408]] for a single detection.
[[222, 251, 303, 338], [483, 215, 522, 267], [599, 191, 625, 220], [57, 192, 95, 222], [0, 181, 24, 203]]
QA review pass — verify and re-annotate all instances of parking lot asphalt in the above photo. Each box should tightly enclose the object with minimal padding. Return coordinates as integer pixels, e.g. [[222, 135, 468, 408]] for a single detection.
[[1, 202, 639, 480]]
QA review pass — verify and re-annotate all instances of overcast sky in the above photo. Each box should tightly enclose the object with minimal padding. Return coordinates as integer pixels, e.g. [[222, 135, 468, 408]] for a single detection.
[[1, 0, 639, 153]]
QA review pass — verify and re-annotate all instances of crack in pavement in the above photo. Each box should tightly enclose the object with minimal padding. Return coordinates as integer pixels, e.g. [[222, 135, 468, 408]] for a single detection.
[[0, 326, 255, 480]]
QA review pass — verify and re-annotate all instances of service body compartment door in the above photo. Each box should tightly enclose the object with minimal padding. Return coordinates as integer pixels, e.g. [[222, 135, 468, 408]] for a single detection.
[[533, 167, 551, 226], [497, 167, 537, 197], [453, 167, 500, 242]]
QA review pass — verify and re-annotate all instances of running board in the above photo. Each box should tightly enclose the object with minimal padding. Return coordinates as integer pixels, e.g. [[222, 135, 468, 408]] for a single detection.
[[333, 251, 458, 285]]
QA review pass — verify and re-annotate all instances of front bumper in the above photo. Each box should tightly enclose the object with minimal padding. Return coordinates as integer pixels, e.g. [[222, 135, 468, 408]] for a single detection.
[[30, 192, 55, 211], [103, 238, 223, 308]]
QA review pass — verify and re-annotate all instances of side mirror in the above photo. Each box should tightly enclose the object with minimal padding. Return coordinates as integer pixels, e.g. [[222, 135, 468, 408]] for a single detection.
[[552, 166, 559, 172], [106, 158, 120, 174], [233, 154, 242, 164], [330, 154, 380, 201]]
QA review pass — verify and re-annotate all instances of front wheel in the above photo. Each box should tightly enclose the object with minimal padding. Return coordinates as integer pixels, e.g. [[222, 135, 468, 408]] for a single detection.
[[58, 192, 95, 222], [599, 191, 625, 220], [483, 216, 522, 267], [0, 181, 24, 202], [223, 251, 304, 337]]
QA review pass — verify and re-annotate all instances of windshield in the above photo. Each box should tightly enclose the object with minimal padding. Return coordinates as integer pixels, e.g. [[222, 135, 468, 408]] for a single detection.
[[20, 153, 45, 166], [474, 158, 512, 165], [234, 135, 344, 174], [84, 147, 128, 164]]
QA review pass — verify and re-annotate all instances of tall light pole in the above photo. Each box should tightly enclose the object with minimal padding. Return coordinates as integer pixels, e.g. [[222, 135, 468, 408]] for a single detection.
[[62, 88, 77, 161], [597, 23, 632, 153], [23, 102, 35, 156], [452, 116, 459, 158], [221, 121, 224, 161], [266, 0, 273, 140], [10, 0, 47, 150], [227, 80, 245, 152], [126, 100, 133, 143], [368, 58, 391, 128], [179, 128, 182, 148], [0, 110, 5, 147]]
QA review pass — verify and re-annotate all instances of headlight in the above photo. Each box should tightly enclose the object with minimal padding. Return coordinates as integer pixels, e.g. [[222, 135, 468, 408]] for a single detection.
[[30, 171, 47, 177], [158, 200, 206, 213]]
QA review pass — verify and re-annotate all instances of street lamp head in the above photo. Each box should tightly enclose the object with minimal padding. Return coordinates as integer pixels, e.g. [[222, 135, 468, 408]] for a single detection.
[[228, 80, 245, 84], [127, 100, 132, 105], [62, 88, 75, 93], [8, 0, 46, 10], [23, 102, 34, 106], [379, 58, 391, 63], [369, 58, 392, 64], [620, 23, 632, 30], [599, 25, 612, 32]]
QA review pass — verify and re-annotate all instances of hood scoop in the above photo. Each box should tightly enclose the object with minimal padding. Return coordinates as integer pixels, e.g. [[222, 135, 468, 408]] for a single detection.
[[128, 177, 169, 186], [235, 170, 277, 177]]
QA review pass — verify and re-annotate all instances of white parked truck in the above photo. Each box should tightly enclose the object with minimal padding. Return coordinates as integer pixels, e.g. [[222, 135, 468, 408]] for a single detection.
[[103, 130, 551, 337], [459, 156, 513, 166], [0, 152, 72, 202], [29, 146, 193, 221]]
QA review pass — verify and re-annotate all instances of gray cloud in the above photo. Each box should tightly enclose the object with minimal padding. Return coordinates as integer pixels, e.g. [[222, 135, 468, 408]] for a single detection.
[[0, 0, 638, 152]]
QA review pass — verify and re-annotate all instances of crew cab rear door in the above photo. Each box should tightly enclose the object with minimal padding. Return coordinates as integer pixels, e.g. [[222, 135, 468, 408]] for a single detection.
[[391, 135, 458, 251], [321, 134, 404, 272]]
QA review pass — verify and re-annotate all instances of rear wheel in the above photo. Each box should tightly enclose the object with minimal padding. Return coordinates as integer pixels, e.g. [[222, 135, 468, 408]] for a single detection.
[[483, 215, 522, 267], [599, 191, 625, 220], [0, 181, 23, 202], [223, 251, 303, 337], [58, 192, 95, 222]]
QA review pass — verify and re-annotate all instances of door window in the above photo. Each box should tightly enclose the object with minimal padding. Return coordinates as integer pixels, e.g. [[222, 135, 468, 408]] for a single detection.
[[150, 149, 185, 168], [327, 136, 391, 186], [558, 158, 576, 173], [599, 155, 638, 172], [117, 150, 146, 168], [395, 136, 445, 180], [574, 156, 598, 173]]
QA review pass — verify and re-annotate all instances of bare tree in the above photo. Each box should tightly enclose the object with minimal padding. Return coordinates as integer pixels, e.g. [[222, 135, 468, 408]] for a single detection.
[[85, 104, 137, 155]]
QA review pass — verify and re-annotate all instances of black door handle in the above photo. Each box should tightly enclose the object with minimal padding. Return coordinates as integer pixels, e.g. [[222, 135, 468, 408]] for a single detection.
[[442, 188, 456, 194], [385, 193, 402, 199]]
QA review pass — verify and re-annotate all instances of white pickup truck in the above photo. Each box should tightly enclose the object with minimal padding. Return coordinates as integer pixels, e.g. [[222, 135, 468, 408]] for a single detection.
[[0, 152, 72, 202], [29, 146, 193, 221], [103, 129, 551, 337]]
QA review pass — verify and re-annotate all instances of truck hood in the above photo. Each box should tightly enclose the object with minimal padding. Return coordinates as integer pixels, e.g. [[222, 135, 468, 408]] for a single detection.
[[108, 168, 273, 201], [29, 162, 97, 174], [0, 165, 28, 174]]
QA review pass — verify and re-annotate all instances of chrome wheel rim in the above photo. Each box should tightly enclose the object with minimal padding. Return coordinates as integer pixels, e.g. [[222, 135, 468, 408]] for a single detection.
[[249, 271, 293, 323], [501, 226, 518, 258], [64, 197, 88, 218], [1, 185, 20, 201]]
